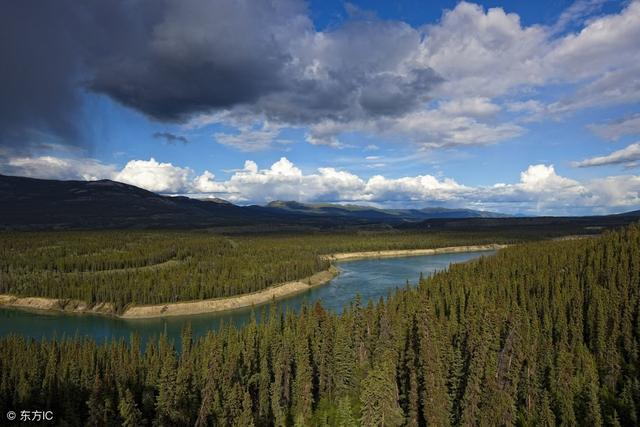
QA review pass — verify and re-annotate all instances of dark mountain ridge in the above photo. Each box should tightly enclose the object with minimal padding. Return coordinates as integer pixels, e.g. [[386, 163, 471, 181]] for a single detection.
[[0, 174, 284, 229], [266, 200, 509, 221]]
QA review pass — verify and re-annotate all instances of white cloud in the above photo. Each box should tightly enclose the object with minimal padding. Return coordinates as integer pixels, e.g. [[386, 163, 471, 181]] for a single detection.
[[573, 143, 640, 167], [198, 158, 637, 214], [470, 164, 590, 213], [2, 155, 639, 214], [183, 158, 638, 214], [192, 170, 227, 193], [438, 97, 501, 118], [545, 2, 640, 82], [585, 175, 640, 208], [3, 156, 117, 181], [518, 164, 579, 192], [385, 109, 523, 148], [411, 1, 640, 132], [114, 158, 193, 193], [362, 174, 468, 202], [421, 1, 640, 100], [209, 157, 465, 204], [203, 157, 365, 202], [303, 106, 523, 150], [420, 2, 549, 99]]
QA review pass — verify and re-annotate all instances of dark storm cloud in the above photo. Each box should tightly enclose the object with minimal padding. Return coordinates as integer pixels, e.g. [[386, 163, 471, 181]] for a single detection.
[[87, 0, 305, 122], [0, 2, 82, 153], [0, 0, 157, 153], [1, 0, 441, 152], [358, 68, 442, 116], [153, 132, 189, 144]]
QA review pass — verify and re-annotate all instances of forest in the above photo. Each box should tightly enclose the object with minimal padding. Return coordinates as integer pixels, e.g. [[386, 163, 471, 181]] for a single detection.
[[0, 223, 638, 426], [0, 228, 552, 311]]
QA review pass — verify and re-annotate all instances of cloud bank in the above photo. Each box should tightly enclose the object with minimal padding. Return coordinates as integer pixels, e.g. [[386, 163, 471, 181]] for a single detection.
[[3, 156, 639, 215]]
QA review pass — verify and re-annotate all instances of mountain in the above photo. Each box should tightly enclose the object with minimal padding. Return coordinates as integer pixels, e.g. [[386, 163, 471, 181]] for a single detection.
[[616, 209, 640, 217], [266, 200, 509, 221], [417, 207, 510, 218], [1, 174, 410, 230], [0, 175, 513, 230], [198, 197, 234, 205], [0, 174, 289, 229]]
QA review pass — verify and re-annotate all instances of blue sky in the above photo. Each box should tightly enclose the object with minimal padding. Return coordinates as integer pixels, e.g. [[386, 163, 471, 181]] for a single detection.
[[1, 0, 639, 215]]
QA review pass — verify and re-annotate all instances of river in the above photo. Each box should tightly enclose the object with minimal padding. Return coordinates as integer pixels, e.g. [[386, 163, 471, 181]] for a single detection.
[[0, 250, 494, 345]]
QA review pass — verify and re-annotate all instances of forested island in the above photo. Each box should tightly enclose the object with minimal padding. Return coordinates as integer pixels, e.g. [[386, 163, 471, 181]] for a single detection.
[[0, 224, 638, 425]]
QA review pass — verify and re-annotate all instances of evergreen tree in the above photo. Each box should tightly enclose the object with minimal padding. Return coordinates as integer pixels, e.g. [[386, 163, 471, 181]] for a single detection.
[[118, 389, 143, 427], [335, 396, 357, 427], [360, 355, 404, 427]]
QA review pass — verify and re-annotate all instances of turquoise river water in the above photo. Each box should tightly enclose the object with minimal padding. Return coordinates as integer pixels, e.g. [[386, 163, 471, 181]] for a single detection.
[[0, 250, 494, 345]]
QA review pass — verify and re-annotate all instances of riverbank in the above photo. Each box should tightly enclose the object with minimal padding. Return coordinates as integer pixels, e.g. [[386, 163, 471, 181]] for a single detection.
[[325, 243, 509, 262], [0, 243, 505, 319], [121, 266, 340, 319], [0, 266, 341, 319], [0, 295, 115, 315]]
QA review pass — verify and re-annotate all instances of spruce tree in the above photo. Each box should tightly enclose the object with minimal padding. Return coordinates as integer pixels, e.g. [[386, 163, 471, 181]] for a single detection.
[[118, 389, 143, 427], [360, 356, 404, 427]]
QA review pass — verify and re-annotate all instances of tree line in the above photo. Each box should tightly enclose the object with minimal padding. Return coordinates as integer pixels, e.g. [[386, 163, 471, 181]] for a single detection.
[[0, 224, 638, 425]]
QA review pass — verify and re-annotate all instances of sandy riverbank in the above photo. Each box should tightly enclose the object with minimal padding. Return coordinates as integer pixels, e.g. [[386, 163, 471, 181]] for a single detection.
[[0, 295, 115, 315], [325, 243, 509, 262], [0, 266, 340, 319], [120, 266, 340, 319], [0, 243, 505, 319]]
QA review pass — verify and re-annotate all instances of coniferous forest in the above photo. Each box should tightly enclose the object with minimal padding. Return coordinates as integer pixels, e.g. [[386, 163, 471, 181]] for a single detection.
[[1, 229, 541, 311], [0, 224, 638, 426]]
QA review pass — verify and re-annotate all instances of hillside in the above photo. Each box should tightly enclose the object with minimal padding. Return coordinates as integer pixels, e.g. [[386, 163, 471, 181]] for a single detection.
[[0, 174, 292, 229]]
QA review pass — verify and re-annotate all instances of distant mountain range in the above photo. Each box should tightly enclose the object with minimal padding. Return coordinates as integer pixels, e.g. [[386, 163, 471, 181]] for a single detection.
[[1, 174, 639, 230], [265, 200, 510, 222]]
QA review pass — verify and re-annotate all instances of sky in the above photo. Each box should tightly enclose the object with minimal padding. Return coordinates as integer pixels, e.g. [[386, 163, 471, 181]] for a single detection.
[[1, 0, 639, 215]]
